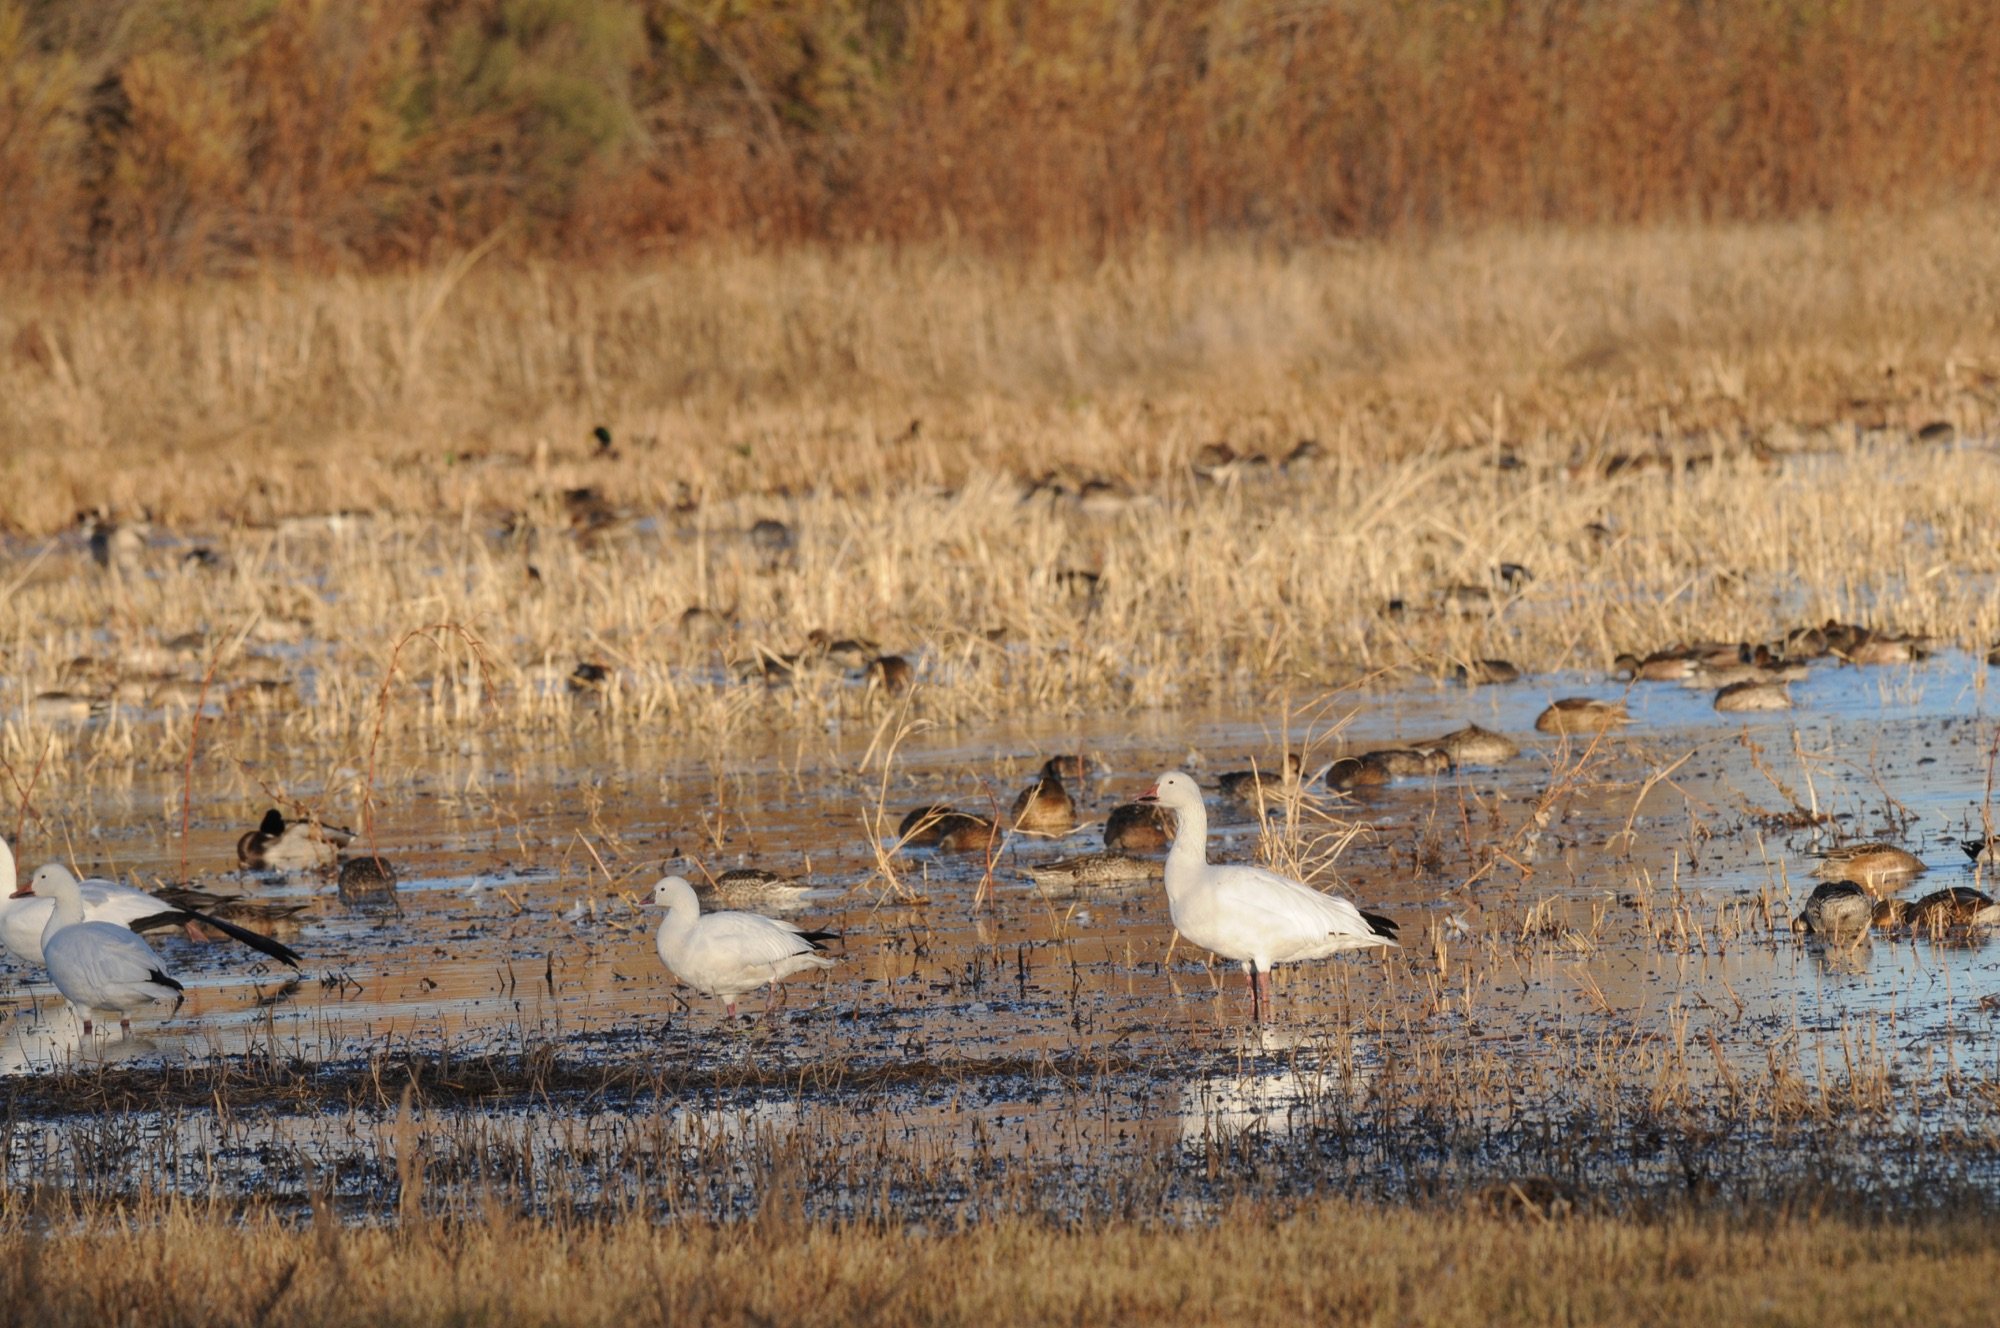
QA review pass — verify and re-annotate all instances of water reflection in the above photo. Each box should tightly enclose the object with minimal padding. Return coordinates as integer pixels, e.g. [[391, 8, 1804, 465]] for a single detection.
[[0, 1000, 169, 1071], [2, 649, 1998, 1209], [1177, 1030, 1377, 1147]]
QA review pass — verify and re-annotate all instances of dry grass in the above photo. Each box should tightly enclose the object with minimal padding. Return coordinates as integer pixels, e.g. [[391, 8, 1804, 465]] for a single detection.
[[2, 1201, 1997, 1326], [8, 210, 2000, 525], [3, 212, 1999, 785], [2, 195, 1996, 1318]]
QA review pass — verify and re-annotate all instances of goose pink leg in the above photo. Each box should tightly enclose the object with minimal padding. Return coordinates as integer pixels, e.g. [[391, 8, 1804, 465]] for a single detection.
[[1247, 967, 1272, 1024]]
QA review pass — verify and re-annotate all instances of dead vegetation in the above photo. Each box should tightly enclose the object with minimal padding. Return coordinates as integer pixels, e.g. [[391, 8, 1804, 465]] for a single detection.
[[1, 1199, 1998, 1327], [3, 214, 2000, 795]]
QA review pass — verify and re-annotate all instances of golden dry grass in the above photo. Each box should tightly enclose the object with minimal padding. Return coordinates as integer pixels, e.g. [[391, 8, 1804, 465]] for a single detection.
[[2, 1202, 1996, 1326], [2, 210, 1999, 786], [4, 200, 1998, 1325], [7, 208, 1998, 530]]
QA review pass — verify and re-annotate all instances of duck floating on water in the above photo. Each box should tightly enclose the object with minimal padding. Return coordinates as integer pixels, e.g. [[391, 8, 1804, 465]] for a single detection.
[[238, 808, 353, 871]]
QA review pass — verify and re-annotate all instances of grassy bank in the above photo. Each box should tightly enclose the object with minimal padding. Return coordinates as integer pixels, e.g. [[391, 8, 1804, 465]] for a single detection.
[[4, 1202, 1996, 1326]]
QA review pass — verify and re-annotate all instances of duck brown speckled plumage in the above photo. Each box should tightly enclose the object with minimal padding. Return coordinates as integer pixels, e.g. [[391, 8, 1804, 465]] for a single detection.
[[1534, 699, 1628, 735], [1875, 887, 2000, 931], [1217, 754, 1304, 803], [1811, 842, 1925, 895], [1424, 725, 1520, 767], [1024, 852, 1158, 890], [1326, 748, 1450, 791], [1011, 761, 1077, 836], [1792, 881, 1874, 943], [898, 806, 1000, 854], [1104, 802, 1176, 853]]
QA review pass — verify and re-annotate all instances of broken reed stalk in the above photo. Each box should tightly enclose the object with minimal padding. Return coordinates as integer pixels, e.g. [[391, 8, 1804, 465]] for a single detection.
[[177, 642, 229, 877], [361, 622, 496, 853], [3, 734, 52, 845]]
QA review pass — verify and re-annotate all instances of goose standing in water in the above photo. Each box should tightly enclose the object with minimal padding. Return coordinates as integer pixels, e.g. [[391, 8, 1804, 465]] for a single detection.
[[649, 876, 837, 1017], [1138, 771, 1397, 1024], [35, 865, 185, 1035], [0, 842, 301, 969]]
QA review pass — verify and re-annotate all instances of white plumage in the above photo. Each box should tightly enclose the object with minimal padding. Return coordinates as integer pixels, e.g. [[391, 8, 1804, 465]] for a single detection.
[[1142, 770, 1396, 1023], [35, 863, 184, 1035], [650, 875, 836, 1016], [0, 841, 179, 965], [0, 845, 301, 970]]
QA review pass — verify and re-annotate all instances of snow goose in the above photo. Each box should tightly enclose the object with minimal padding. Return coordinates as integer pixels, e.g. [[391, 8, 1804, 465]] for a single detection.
[[649, 876, 837, 1016], [1139, 771, 1397, 1023], [0, 844, 301, 969], [36, 863, 185, 1035]]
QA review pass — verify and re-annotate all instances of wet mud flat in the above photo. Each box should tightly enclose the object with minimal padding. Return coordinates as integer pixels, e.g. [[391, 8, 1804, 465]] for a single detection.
[[6, 655, 2000, 1222]]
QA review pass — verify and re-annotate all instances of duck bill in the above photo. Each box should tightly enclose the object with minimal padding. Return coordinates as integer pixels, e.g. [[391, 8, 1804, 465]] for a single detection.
[[8, 887, 31, 899], [1135, 784, 1160, 803]]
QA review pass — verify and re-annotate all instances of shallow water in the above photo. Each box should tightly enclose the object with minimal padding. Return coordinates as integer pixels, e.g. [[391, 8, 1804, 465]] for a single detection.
[[7, 649, 2000, 1218]]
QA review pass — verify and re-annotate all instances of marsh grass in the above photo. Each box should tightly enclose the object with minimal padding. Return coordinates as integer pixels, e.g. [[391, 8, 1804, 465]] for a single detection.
[[5, 216, 1999, 804], [2, 209, 1998, 1303], [7, 1193, 2000, 1326]]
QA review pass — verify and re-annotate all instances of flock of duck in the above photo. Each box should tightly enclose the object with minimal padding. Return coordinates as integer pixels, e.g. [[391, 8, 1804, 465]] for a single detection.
[[0, 608, 1987, 1038]]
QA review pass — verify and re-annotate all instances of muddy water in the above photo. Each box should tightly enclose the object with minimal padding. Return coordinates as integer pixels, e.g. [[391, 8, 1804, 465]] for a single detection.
[[7, 654, 2000, 1217]]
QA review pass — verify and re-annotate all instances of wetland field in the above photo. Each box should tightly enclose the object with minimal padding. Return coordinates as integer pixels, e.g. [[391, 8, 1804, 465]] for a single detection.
[[7, 217, 2000, 1321]]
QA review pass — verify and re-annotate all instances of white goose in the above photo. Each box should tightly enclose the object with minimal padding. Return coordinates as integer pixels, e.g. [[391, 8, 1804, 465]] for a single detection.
[[649, 876, 837, 1016], [36, 862, 185, 1035], [1139, 770, 1397, 1023], [0, 840, 301, 969], [1, 838, 190, 965]]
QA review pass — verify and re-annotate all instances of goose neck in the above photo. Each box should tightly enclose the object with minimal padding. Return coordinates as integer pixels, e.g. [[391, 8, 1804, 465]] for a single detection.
[[48, 888, 85, 930], [1164, 793, 1210, 890], [655, 899, 698, 953]]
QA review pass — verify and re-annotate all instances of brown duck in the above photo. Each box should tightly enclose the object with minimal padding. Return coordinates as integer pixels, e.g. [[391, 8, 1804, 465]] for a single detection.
[[1010, 761, 1077, 836]]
